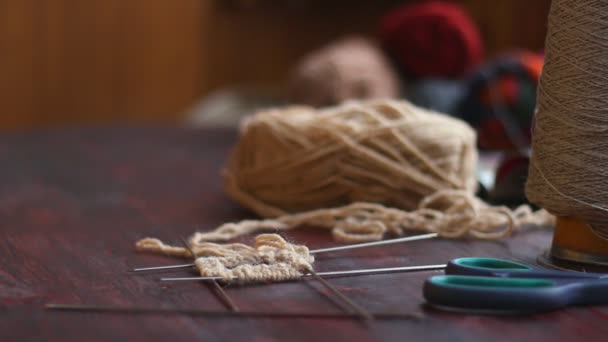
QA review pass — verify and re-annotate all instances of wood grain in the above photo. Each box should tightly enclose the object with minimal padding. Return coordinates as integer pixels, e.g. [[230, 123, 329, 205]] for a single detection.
[[0, 0, 37, 130], [0, 0, 550, 132], [0, 0, 204, 131], [1, 126, 607, 341]]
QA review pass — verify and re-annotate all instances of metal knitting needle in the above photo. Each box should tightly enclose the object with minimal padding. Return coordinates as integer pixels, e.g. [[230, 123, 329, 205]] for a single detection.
[[179, 237, 240, 312], [132, 232, 438, 272], [45, 304, 423, 320], [160, 264, 446, 281], [306, 268, 373, 322], [310, 232, 438, 254]]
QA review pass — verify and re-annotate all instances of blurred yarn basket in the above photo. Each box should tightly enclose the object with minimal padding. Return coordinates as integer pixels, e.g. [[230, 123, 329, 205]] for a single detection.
[[407, 78, 466, 116], [288, 36, 401, 107], [380, 1, 483, 78], [458, 52, 543, 151]]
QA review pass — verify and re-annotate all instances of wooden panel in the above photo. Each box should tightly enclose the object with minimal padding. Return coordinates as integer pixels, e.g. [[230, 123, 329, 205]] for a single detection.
[[36, 0, 123, 125], [37, 0, 69, 127], [0, 0, 204, 131], [461, 0, 550, 56], [121, 0, 203, 120], [0, 0, 37, 130], [199, 0, 551, 94], [198, 1, 401, 94], [0, 0, 550, 132], [64, 0, 123, 123]]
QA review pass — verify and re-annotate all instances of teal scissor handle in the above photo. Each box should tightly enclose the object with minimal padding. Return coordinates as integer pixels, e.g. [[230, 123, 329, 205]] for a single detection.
[[447, 257, 605, 279], [424, 257, 608, 312], [423, 275, 608, 312]]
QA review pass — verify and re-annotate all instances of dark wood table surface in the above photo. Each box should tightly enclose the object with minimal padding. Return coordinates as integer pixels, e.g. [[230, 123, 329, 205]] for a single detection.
[[1, 126, 607, 342]]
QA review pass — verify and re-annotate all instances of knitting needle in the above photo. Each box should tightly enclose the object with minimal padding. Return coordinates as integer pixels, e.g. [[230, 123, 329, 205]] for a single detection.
[[45, 304, 423, 320], [310, 232, 438, 254], [306, 268, 374, 322], [160, 264, 447, 281], [179, 237, 240, 312], [132, 232, 438, 272]]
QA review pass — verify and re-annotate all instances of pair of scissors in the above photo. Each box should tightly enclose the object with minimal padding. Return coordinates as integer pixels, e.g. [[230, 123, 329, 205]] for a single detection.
[[423, 257, 608, 312]]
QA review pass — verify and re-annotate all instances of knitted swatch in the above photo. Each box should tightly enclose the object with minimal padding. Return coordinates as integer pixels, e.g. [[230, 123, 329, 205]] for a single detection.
[[136, 234, 314, 283]]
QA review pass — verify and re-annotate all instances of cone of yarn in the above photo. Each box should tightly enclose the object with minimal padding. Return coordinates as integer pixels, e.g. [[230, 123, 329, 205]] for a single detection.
[[526, 0, 608, 238]]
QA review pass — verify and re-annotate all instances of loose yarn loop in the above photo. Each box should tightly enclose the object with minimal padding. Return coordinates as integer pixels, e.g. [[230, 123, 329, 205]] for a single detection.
[[188, 190, 553, 244], [136, 234, 314, 283], [526, 0, 608, 238]]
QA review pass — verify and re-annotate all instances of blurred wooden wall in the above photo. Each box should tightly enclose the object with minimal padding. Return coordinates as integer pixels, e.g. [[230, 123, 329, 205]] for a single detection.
[[0, 0, 551, 132]]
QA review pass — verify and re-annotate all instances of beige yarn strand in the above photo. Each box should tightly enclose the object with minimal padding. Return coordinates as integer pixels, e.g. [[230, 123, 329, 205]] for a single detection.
[[185, 190, 553, 245]]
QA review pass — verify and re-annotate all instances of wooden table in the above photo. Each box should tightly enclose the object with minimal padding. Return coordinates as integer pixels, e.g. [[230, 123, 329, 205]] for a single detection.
[[1, 126, 607, 341]]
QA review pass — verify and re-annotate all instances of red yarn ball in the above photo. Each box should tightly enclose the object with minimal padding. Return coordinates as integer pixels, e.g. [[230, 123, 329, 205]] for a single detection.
[[380, 1, 483, 78]]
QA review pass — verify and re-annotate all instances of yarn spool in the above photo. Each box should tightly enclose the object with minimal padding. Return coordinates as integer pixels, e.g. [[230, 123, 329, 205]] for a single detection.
[[288, 37, 401, 107], [526, 0, 608, 265], [380, 1, 483, 78]]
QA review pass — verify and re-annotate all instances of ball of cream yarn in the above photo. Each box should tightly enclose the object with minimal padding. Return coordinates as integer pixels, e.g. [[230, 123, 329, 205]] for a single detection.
[[224, 100, 478, 218]]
